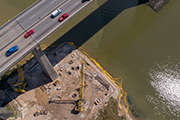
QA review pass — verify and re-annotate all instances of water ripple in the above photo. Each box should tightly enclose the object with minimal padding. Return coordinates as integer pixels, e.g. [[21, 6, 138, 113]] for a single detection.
[[147, 58, 180, 119]]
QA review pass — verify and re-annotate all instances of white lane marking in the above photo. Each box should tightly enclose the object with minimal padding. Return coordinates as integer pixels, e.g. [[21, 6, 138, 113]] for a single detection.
[[29, 14, 36, 19], [33, 33, 37, 36], [37, 1, 91, 42], [74, 1, 79, 6], [17, 0, 46, 20], [51, 0, 56, 4]]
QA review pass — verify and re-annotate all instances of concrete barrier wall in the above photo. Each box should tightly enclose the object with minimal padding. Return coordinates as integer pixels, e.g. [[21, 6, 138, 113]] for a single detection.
[[0, 0, 41, 29]]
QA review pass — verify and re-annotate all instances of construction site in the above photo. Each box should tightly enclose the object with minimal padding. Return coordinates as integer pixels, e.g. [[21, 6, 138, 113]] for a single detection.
[[0, 42, 128, 120]]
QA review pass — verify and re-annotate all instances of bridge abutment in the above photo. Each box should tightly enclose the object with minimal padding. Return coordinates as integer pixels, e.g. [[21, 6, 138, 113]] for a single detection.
[[32, 45, 58, 81]]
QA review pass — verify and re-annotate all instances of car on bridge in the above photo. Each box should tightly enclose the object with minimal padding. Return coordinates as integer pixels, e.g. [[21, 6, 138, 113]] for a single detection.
[[51, 9, 62, 18], [59, 13, 69, 22], [6, 46, 19, 57], [82, 0, 90, 2], [24, 29, 34, 38]]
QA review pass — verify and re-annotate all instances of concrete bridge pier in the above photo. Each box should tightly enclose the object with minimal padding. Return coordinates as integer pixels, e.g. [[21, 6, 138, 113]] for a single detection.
[[32, 45, 58, 81], [0, 107, 13, 120]]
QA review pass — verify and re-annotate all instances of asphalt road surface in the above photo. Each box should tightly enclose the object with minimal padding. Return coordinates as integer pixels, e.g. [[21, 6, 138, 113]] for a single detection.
[[0, 0, 92, 76]]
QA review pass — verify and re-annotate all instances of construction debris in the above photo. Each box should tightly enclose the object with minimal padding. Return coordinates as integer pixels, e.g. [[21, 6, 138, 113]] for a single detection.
[[5, 43, 120, 120]]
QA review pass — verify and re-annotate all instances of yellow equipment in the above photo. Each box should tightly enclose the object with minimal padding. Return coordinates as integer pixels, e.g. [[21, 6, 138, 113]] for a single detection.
[[40, 85, 46, 92], [13, 64, 26, 93], [75, 61, 85, 112], [33, 109, 48, 117], [53, 79, 60, 86]]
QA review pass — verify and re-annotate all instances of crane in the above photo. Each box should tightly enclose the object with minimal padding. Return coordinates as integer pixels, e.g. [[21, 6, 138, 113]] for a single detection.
[[13, 64, 26, 93], [75, 61, 85, 112]]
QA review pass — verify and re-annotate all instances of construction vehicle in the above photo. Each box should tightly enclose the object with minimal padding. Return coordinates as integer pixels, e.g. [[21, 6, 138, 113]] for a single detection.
[[75, 61, 85, 112], [49, 61, 86, 112], [13, 64, 26, 93], [40, 85, 47, 92], [53, 79, 60, 86], [33, 109, 48, 117]]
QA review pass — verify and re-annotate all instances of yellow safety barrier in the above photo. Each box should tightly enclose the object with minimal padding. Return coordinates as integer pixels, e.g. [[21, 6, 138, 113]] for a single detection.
[[66, 42, 129, 113], [8, 42, 129, 113], [40, 42, 129, 113], [78, 47, 129, 113]]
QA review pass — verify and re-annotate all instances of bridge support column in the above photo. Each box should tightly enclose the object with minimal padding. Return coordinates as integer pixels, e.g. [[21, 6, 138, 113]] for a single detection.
[[0, 107, 13, 119], [32, 45, 58, 81]]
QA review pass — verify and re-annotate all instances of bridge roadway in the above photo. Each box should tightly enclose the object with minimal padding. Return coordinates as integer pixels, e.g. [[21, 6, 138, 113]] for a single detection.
[[0, 0, 92, 77]]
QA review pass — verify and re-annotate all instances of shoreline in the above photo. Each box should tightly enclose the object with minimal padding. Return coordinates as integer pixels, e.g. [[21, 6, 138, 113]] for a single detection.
[[2, 42, 136, 120]]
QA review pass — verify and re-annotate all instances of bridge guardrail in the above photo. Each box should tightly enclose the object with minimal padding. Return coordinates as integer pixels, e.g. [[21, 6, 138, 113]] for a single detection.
[[0, 0, 41, 29], [36, 0, 95, 44], [0, 0, 68, 51], [24, 0, 69, 33], [0, 0, 95, 76]]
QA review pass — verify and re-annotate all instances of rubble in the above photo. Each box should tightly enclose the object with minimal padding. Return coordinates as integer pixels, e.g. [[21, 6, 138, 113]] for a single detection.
[[5, 43, 120, 120]]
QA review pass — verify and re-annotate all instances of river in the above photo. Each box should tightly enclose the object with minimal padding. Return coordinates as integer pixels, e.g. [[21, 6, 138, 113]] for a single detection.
[[1, 0, 180, 119]]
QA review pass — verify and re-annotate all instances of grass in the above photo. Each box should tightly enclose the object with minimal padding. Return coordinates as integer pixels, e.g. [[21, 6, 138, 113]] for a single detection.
[[0, 68, 17, 91], [0, 68, 17, 81], [96, 97, 122, 120]]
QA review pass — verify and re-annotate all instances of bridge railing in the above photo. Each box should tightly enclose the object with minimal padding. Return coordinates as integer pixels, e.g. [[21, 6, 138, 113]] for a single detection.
[[0, 0, 41, 29]]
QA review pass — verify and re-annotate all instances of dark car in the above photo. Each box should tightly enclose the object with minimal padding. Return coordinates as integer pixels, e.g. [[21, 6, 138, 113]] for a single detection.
[[82, 0, 90, 2], [59, 13, 69, 21], [6, 46, 19, 57], [24, 29, 34, 38]]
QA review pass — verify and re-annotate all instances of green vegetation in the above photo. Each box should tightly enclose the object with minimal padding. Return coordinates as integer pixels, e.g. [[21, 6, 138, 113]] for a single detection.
[[0, 68, 17, 81], [96, 97, 121, 120], [0, 68, 17, 90]]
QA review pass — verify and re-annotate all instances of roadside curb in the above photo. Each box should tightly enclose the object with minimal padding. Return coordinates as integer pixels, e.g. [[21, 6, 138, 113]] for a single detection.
[[0, 0, 42, 29]]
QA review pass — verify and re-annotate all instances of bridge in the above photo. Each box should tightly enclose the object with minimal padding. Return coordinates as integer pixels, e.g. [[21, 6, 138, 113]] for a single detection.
[[0, 0, 92, 80]]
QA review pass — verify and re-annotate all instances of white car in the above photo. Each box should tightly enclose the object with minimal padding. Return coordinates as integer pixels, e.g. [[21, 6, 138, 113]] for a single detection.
[[51, 9, 62, 18]]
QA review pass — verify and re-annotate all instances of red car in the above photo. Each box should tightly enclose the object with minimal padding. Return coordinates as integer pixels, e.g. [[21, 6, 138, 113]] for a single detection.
[[24, 29, 34, 38], [59, 13, 69, 22]]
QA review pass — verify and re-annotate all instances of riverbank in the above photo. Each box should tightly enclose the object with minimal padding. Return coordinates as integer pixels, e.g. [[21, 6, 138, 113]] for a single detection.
[[2, 43, 135, 120]]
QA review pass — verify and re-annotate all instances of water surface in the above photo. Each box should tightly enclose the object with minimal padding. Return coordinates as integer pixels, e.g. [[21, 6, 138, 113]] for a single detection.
[[1, 0, 180, 119]]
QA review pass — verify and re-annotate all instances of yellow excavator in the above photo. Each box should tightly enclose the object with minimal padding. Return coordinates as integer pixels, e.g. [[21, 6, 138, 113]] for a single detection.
[[75, 61, 85, 112]]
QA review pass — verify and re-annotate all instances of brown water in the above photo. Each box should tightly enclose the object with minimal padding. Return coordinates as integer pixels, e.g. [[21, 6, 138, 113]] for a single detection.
[[1, 0, 180, 119]]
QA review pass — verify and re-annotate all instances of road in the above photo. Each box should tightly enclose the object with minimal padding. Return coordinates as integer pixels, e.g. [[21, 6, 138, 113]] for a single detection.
[[0, 0, 92, 76]]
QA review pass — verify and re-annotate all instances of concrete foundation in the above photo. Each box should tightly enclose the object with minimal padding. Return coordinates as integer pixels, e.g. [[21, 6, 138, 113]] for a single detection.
[[147, 0, 169, 12]]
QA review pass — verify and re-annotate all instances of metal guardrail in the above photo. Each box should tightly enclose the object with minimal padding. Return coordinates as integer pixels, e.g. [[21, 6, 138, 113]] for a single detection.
[[0, 0, 41, 29], [24, 0, 68, 33], [0, 0, 68, 51], [0, 0, 95, 77], [36, 0, 95, 44]]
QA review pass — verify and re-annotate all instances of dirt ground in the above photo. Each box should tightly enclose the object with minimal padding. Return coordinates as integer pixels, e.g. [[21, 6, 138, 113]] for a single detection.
[[6, 43, 121, 120]]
